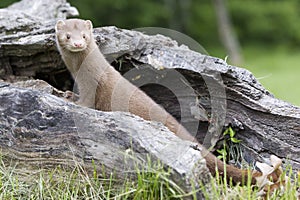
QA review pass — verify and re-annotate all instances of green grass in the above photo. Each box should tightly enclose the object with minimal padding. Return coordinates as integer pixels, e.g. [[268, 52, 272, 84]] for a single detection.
[[0, 154, 299, 200], [0, 155, 191, 200], [243, 45, 300, 106]]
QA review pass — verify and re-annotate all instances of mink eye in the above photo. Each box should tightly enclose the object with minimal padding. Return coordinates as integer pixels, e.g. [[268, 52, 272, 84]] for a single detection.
[[66, 34, 71, 39], [82, 34, 86, 39]]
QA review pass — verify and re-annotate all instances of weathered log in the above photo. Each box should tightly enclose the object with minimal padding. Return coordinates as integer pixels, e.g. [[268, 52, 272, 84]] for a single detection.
[[0, 80, 211, 196], [0, 0, 299, 177], [0, 0, 78, 80]]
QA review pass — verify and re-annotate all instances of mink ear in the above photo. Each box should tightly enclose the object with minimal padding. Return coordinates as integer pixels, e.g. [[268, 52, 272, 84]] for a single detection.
[[55, 20, 65, 31], [85, 20, 93, 30]]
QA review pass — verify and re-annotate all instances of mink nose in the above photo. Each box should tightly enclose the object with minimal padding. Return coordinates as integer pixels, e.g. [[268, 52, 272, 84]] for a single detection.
[[74, 42, 82, 47]]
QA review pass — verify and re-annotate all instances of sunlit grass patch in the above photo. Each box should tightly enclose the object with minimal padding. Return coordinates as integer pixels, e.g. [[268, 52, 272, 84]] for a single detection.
[[0, 153, 298, 199]]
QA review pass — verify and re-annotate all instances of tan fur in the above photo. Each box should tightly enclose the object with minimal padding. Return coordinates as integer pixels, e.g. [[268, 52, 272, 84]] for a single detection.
[[55, 18, 260, 184]]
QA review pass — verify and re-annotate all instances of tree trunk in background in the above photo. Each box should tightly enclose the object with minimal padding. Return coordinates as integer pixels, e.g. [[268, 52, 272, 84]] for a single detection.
[[164, 0, 191, 32], [212, 0, 243, 65]]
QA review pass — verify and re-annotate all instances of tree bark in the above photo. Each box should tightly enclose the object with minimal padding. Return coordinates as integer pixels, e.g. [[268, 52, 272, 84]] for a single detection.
[[0, 0, 299, 184], [0, 80, 211, 196]]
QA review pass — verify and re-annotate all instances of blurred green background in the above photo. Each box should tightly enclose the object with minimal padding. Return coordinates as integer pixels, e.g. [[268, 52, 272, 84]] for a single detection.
[[1, 0, 300, 106]]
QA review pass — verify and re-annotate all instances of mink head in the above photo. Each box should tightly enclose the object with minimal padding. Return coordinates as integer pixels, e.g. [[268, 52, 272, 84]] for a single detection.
[[55, 19, 93, 52]]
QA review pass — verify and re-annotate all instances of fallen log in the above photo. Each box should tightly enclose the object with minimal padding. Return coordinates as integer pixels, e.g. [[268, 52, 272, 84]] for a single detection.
[[0, 0, 299, 188], [0, 80, 211, 195]]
